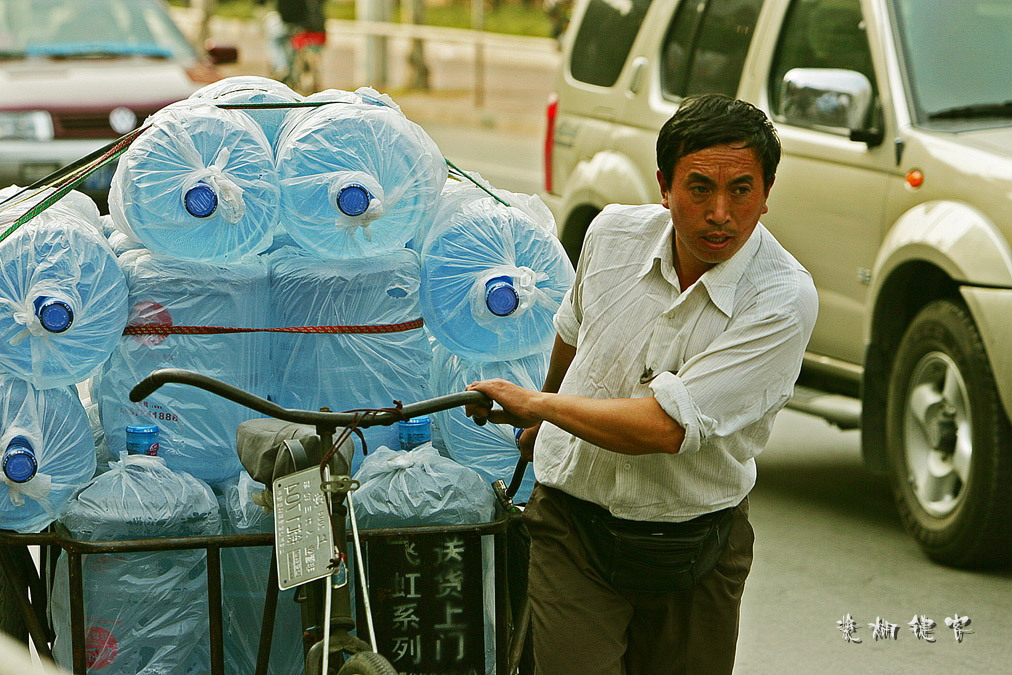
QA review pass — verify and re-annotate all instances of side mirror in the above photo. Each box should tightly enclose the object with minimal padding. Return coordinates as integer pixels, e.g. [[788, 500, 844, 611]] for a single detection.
[[779, 68, 883, 146], [204, 41, 239, 66]]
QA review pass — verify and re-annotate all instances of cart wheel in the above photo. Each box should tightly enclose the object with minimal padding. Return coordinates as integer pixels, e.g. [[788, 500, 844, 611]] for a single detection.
[[336, 651, 398, 675], [0, 547, 27, 643]]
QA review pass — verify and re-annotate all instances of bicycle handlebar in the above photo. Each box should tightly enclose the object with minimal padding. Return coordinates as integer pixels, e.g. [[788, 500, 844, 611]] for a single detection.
[[129, 368, 493, 429]]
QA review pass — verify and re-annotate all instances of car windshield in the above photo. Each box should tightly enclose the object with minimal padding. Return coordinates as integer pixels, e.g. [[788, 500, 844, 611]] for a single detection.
[[891, 0, 1012, 128], [0, 0, 196, 62]]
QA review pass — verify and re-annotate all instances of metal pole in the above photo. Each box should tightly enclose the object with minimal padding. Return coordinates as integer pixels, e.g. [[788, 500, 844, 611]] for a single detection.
[[207, 547, 224, 675], [67, 552, 86, 675], [254, 550, 280, 675], [472, 0, 486, 107]]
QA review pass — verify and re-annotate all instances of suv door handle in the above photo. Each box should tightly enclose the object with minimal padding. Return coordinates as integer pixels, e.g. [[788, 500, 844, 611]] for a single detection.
[[628, 57, 648, 95]]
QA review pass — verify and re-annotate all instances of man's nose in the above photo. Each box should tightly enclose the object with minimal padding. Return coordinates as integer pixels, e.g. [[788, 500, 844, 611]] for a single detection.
[[707, 191, 731, 224]]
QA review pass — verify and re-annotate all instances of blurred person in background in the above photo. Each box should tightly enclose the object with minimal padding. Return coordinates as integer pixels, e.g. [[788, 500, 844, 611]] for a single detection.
[[260, 0, 326, 86]]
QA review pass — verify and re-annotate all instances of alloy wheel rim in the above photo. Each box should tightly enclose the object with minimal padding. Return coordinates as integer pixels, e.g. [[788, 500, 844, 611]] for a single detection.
[[902, 351, 972, 518]]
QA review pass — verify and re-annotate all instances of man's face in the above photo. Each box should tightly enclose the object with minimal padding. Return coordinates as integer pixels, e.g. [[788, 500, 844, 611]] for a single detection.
[[657, 143, 772, 286]]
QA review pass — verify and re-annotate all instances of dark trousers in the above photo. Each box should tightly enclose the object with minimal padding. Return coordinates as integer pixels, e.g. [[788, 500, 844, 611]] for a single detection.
[[523, 483, 754, 675]]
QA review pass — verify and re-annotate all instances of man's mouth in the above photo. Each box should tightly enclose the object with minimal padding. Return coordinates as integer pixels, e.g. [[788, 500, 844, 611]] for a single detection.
[[702, 233, 734, 248]]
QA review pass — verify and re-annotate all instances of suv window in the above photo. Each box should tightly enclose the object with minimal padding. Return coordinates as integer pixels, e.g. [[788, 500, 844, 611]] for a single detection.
[[570, 0, 652, 87], [768, 0, 876, 122], [661, 0, 763, 99]]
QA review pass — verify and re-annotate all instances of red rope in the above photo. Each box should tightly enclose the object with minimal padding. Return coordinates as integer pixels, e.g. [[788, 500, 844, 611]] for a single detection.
[[123, 318, 424, 336]]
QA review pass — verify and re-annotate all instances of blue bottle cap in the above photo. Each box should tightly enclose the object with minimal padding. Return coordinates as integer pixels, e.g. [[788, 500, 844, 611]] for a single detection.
[[336, 184, 372, 217], [3, 436, 38, 483], [184, 181, 218, 218], [126, 424, 159, 435], [33, 296, 73, 333], [485, 276, 520, 316]]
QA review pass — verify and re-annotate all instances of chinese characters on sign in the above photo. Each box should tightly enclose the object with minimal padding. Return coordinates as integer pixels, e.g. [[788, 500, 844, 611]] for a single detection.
[[362, 532, 486, 675], [837, 613, 973, 644]]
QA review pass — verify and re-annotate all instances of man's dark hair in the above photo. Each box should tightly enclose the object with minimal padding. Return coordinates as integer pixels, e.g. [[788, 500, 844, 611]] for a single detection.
[[656, 94, 781, 191]]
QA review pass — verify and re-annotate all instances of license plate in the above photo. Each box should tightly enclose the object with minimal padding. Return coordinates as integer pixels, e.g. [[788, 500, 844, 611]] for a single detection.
[[273, 465, 336, 590]]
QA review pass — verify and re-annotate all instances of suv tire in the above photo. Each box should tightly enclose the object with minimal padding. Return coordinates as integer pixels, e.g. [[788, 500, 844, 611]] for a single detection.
[[885, 299, 1012, 567]]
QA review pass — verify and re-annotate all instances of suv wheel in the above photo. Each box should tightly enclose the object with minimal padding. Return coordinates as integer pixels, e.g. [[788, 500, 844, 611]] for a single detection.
[[885, 299, 1012, 567]]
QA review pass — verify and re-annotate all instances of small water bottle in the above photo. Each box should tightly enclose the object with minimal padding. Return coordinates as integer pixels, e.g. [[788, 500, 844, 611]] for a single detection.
[[398, 416, 432, 451], [125, 424, 159, 456]]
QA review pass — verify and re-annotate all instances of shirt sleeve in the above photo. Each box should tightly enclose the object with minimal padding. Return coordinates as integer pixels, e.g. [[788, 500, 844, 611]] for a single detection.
[[648, 290, 817, 454], [553, 216, 597, 346]]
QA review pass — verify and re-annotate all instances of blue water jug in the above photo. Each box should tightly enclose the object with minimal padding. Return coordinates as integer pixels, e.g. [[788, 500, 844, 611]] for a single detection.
[[419, 179, 575, 361], [108, 101, 280, 263], [268, 246, 431, 473], [274, 98, 447, 259], [95, 249, 270, 485], [429, 342, 546, 503], [0, 195, 128, 389], [216, 472, 303, 675], [51, 454, 221, 674], [190, 75, 303, 147], [0, 376, 95, 533]]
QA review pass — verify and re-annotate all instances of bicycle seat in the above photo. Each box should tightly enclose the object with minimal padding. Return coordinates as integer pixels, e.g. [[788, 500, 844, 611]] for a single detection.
[[236, 418, 354, 488]]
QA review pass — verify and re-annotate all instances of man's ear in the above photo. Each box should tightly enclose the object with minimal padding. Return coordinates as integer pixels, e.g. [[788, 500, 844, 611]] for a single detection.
[[761, 176, 776, 214], [656, 169, 670, 208]]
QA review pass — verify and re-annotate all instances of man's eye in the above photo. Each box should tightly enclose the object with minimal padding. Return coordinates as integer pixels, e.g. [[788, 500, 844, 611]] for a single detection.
[[690, 185, 708, 195]]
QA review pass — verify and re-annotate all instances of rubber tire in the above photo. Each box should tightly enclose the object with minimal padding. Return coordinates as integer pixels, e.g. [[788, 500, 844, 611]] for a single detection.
[[885, 299, 1012, 567], [336, 651, 399, 675]]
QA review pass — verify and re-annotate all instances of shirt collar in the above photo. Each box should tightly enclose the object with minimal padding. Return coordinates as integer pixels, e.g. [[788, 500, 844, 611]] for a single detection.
[[636, 218, 764, 317], [700, 223, 763, 317]]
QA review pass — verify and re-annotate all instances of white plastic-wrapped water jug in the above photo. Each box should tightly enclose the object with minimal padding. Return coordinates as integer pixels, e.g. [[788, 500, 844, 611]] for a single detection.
[[51, 454, 221, 674], [419, 178, 574, 362], [268, 246, 431, 472], [429, 343, 546, 503], [274, 96, 447, 259], [1, 376, 95, 533], [0, 189, 128, 388], [217, 472, 303, 675], [95, 249, 270, 485], [190, 75, 303, 147], [109, 101, 280, 262]]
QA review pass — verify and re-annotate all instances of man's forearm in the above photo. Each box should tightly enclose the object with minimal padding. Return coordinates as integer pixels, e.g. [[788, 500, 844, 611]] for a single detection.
[[532, 391, 685, 456]]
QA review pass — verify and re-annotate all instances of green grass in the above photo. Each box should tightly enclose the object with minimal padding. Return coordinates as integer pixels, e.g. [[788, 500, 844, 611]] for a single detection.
[[168, 0, 553, 37]]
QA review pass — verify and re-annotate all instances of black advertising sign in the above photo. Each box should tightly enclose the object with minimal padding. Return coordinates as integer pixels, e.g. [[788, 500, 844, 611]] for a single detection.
[[359, 531, 488, 675]]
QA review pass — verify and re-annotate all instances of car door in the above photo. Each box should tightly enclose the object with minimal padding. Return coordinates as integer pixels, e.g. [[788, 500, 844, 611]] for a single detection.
[[752, 0, 897, 366]]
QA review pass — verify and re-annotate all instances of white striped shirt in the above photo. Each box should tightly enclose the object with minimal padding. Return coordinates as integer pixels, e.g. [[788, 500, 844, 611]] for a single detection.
[[535, 203, 818, 522]]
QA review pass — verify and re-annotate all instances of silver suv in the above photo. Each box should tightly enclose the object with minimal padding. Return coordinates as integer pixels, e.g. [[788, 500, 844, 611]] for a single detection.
[[544, 0, 1012, 567]]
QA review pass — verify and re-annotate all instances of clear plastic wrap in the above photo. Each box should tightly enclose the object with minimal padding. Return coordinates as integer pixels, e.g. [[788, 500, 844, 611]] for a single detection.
[[429, 343, 546, 503], [0, 189, 129, 388], [352, 444, 497, 528], [0, 376, 95, 533], [268, 246, 431, 474], [190, 75, 303, 147], [419, 178, 575, 361], [51, 454, 221, 674], [95, 249, 270, 485], [274, 96, 447, 259], [217, 472, 303, 675], [108, 101, 280, 263]]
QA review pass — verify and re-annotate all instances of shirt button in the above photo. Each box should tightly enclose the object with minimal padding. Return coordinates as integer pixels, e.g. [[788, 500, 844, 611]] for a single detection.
[[623, 463, 631, 470]]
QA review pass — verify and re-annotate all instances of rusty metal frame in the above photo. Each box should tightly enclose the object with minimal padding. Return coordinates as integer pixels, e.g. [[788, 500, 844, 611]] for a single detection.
[[1, 514, 513, 675]]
